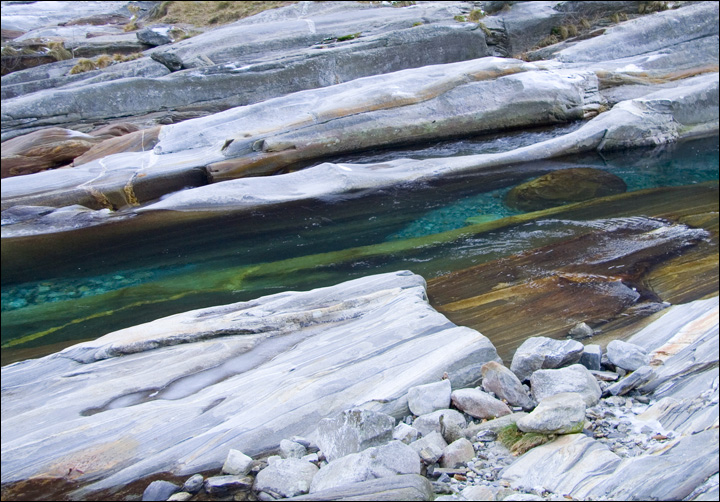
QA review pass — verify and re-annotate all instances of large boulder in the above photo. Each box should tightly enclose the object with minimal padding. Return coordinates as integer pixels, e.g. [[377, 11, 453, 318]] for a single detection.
[[530, 364, 602, 407], [504, 168, 627, 212], [254, 458, 318, 499], [516, 392, 586, 435], [450, 388, 512, 420], [510, 337, 584, 382], [0, 271, 501, 497], [314, 409, 395, 462], [606, 339, 649, 371], [480, 361, 534, 410], [407, 379, 452, 416]]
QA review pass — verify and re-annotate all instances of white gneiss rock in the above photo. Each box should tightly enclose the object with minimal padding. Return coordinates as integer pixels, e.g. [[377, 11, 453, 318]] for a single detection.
[[0, 271, 500, 497]]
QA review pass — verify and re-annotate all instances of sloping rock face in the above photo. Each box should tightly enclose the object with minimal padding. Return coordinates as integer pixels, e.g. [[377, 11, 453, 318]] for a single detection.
[[0, 271, 501, 496], [501, 296, 720, 500]]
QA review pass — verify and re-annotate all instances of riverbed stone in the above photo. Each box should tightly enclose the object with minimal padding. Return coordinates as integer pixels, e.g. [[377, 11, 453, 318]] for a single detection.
[[181, 474, 204, 493], [412, 409, 467, 439], [606, 339, 649, 371], [441, 438, 475, 468], [142, 480, 180, 501], [409, 431, 447, 465], [461, 485, 495, 501], [605, 365, 656, 396], [222, 449, 254, 475], [530, 364, 602, 407], [393, 422, 421, 445], [167, 492, 192, 502], [510, 337, 585, 382], [505, 168, 627, 212], [516, 392, 586, 435], [480, 361, 534, 411], [579, 344, 602, 371], [254, 458, 318, 498], [451, 388, 511, 420], [309, 440, 421, 493], [315, 409, 395, 462], [280, 439, 307, 459], [407, 379, 452, 416], [205, 475, 254, 494]]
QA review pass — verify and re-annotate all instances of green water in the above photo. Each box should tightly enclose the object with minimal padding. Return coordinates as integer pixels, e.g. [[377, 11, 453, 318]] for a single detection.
[[1, 135, 718, 361]]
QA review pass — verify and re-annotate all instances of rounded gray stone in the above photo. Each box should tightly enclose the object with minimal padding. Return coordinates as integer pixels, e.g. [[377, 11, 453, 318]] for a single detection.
[[142, 480, 180, 501], [451, 388, 512, 420], [254, 458, 318, 498], [516, 392, 586, 434], [606, 339, 649, 371], [530, 364, 602, 407], [407, 379, 452, 416]]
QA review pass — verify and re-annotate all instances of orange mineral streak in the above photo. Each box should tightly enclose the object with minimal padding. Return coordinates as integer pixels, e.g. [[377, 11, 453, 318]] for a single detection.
[[648, 305, 719, 366], [41, 438, 139, 481]]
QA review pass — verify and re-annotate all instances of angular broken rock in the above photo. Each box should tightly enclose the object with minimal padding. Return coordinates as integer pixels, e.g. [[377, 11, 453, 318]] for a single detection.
[[315, 409, 395, 462], [407, 379, 452, 416], [409, 431, 447, 465], [606, 339, 649, 372], [516, 392, 586, 435], [579, 344, 602, 371], [222, 449, 253, 476], [510, 337, 584, 382], [393, 423, 420, 445], [254, 458, 318, 498], [412, 409, 467, 439], [530, 364, 602, 407], [480, 361, 534, 411], [451, 388, 512, 420]]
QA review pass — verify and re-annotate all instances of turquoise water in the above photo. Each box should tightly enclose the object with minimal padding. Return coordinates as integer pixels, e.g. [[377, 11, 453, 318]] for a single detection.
[[1, 134, 717, 360]]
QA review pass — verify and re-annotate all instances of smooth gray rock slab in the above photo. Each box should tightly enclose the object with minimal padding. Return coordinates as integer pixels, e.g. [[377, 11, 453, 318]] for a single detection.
[[254, 458, 318, 498], [451, 388, 512, 420], [606, 339, 649, 372], [516, 392, 586, 435], [412, 409, 467, 439], [441, 438, 475, 468], [501, 433, 621, 495], [287, 473, 434, 501], [142, 480, 180, 501], [510, 336, 584, 382], [407, 379, 452, 416], [315, 409, 395, 462], [576, 428, 720, 501], [530, 364, 602, 407], [0, 271, 501, 496], [309, 440, 421, 493], [409, 431, 447, 465], [222, 449, 254, 475], [579, 345, 602, 371], [480, 361, 534, 411]]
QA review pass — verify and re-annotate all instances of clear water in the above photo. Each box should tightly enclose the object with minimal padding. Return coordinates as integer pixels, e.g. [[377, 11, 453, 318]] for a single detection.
[[1, 133, 718, 362]]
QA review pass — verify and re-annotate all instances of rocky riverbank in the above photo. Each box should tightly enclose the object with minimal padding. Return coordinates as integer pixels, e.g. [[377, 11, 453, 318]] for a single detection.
[[4, 287, 715, 501]]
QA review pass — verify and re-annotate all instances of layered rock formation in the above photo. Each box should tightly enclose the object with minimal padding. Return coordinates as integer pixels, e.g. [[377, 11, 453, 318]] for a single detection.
[[0, 271, 501, 495]]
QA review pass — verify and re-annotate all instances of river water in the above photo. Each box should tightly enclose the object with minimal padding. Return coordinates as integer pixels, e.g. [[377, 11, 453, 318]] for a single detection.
[[1, 130, 718, 365]]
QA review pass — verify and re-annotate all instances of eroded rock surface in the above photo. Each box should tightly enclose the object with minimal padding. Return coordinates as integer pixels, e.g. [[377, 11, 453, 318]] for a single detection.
[[0, 271, 500, 496]]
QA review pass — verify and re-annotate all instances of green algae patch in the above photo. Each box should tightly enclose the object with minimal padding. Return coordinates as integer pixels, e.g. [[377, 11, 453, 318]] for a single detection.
[[498, 423, 554, 456]]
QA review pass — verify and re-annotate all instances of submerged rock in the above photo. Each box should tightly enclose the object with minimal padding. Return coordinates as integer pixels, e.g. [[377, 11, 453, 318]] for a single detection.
[[0, 271, 501, 496], [505, 168, 627, 212]]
